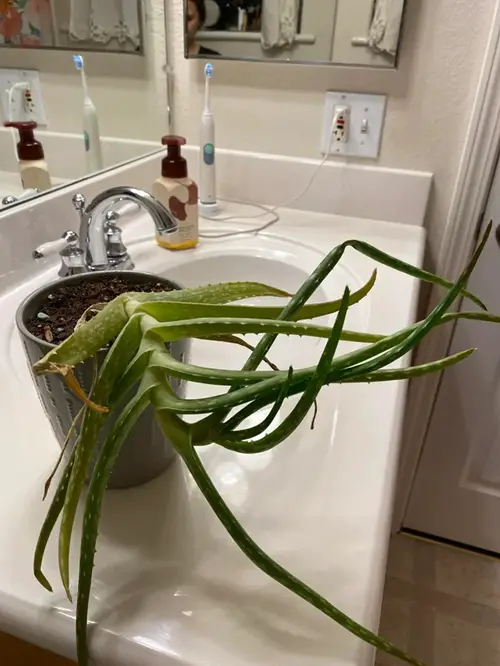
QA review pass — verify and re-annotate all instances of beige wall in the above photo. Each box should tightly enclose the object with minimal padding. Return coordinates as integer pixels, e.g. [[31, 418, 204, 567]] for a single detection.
[[0, 0, 168, 142], [168, 0, 497, 264]]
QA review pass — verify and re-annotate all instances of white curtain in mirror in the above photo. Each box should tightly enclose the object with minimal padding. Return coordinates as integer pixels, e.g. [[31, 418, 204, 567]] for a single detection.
[[368, 0, 405, 56], [261, 0, 298, 50], [69, 0, 140, 46]]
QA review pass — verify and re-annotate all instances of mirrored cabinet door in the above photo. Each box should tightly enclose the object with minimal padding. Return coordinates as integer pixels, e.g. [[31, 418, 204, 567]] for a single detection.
[[184, 0, 407, 68]]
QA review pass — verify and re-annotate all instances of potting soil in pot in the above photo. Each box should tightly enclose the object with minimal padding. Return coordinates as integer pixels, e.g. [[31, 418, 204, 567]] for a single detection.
[[26, 276, 172, 345]]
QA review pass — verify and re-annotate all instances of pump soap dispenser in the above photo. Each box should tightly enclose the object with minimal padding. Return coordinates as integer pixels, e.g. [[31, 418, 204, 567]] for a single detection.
[[4, 121, 52, 193], [152, 135, 199, 250]]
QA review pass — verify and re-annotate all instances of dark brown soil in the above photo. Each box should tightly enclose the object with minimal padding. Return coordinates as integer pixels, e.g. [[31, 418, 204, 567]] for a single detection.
[[27, 276, 173, 345]]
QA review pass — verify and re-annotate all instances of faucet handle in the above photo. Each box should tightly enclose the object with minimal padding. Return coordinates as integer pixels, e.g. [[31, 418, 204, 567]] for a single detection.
[[33, 230, 85, 277], [33, 230, 79, 259], [2, 189, 38, 208], [72, 193, 86, 215], [105, 210, 120, 226], [104, 210, 134, 269], [59, 233, 85, 277]]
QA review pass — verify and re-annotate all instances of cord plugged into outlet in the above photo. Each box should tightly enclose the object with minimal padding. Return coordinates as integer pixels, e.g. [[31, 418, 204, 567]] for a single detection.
[[0, 68, 46, 125], [321, 92, 387, 158], [7, 82, 30, 121]]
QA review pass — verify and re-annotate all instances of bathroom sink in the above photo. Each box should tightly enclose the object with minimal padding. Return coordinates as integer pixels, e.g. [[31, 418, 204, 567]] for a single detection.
[[0, 213, 424, 666]]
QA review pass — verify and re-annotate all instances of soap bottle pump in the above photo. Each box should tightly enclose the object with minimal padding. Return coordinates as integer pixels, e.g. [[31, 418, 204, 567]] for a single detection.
[[152, 135, 199, 251], [4, 121, 52, 193]]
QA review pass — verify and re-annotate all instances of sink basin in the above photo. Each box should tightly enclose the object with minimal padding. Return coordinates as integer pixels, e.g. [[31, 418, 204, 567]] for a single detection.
[[131, 232, 369, 379], [0, 213, 424, 666]]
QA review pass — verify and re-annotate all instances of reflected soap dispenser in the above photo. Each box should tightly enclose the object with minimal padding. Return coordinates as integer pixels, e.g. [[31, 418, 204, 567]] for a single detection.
[[4, 121, 52, 192], [152, 135, 199, 250]]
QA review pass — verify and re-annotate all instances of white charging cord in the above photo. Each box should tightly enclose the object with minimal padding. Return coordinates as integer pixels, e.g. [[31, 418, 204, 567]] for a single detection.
[[199, 112, 340, 239], [6, 81, 30, 122]]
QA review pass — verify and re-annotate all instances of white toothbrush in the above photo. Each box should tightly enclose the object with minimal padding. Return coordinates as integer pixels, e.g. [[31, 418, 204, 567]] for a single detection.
[[199, 62, 218, 215], [73, 54, 103, 174]]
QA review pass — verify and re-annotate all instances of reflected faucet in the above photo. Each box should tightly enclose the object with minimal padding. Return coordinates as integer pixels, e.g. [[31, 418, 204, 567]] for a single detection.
[[73, 186, 178, 271]]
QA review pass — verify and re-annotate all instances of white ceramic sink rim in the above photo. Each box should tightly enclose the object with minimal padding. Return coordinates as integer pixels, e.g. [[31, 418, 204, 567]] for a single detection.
[[0, 210, 425, 666]]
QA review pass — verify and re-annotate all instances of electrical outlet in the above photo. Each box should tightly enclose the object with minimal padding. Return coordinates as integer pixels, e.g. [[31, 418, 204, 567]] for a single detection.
[[0, 68, 47, 126], [321, 92, 386, 159], [332, 105, 350, 144]]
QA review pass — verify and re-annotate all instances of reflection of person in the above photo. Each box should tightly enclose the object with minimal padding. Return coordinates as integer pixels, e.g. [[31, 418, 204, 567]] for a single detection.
[[186, 0, 220, 57]]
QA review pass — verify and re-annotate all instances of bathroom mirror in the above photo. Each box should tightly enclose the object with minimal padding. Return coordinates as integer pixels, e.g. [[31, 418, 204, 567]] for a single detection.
[[184, 0, 407, 68], [0, 2, 168, 213], [0, 0, 144, 54]]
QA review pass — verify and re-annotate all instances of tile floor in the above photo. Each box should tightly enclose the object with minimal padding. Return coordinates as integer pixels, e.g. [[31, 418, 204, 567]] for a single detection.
[[376, 534, 500, 666]]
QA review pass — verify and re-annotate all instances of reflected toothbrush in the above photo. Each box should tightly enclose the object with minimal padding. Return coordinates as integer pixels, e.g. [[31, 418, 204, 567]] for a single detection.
[[73, 54, 103, 174], [199, 62, 218, 215]]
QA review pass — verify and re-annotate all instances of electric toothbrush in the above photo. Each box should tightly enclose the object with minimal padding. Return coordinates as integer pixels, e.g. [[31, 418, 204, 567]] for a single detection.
[[73, 54, 103, 174], [199, 63, 218, 215]]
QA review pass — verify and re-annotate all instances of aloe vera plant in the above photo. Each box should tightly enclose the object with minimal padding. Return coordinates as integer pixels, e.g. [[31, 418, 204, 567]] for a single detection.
[[31, 225, 500, 666]]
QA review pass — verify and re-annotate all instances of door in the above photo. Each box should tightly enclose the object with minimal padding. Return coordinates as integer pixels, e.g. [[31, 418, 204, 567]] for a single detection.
[[404, 156, 500, 553]]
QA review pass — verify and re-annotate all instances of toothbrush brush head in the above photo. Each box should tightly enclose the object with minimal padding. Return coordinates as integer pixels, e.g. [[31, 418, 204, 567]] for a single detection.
[[73, 55, 84, 71]]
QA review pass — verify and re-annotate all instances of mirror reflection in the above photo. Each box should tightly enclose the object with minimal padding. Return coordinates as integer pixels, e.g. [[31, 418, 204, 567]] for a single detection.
[[0, 1, 143, 53], [0, 1, 165, 213], [185, 0, 406, 68]]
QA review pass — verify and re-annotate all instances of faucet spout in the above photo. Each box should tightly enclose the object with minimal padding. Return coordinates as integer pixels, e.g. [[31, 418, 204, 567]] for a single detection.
[[80, 187, 178, 270]]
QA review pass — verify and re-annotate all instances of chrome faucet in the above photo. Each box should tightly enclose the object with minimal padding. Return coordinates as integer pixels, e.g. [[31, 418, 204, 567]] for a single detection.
[[73, 187, 178, 271], [33, 186, 178, 276]]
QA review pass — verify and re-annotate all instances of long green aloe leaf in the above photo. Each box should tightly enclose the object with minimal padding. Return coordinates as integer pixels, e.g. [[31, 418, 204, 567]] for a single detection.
[[133, 270, 376, 322], [344, 237, 486, 309], [129, 281, 292, 304], [345, 348, 475, 382], [340, 222, 490, 382], [76, 374, 158, 666], [34, 451, 75, 592], [155, 425, 425, 666], [58, 316, 144, 600]]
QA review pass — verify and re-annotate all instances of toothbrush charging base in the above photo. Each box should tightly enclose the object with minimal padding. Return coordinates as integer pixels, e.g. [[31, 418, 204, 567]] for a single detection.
[[199, 200, 220, 217]]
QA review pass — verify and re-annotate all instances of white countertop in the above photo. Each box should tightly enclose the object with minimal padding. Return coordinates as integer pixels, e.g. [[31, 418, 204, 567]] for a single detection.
[[0, 208, 425, 666]]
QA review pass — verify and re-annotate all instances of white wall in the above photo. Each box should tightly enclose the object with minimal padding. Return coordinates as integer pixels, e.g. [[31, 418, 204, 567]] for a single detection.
[[167, 0, 497, 264], [0, 0, 168, 142]]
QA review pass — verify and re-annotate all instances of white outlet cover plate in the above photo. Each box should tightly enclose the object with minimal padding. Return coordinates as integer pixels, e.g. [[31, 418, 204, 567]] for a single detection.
[[321, 92, 387, 159], [0, 68, 47, 126]]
